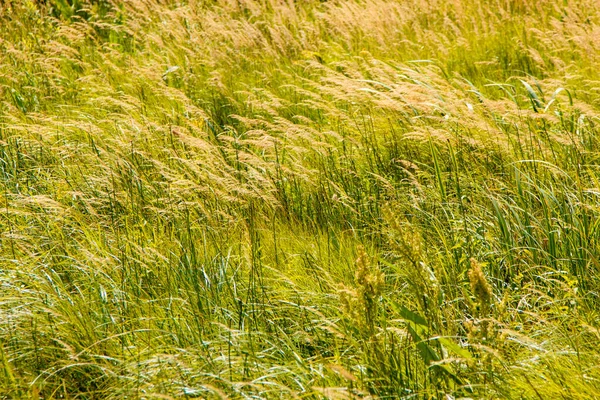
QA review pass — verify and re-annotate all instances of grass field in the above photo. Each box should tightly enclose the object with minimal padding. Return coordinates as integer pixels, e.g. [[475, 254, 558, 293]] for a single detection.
[[2, 0, 600, 398]]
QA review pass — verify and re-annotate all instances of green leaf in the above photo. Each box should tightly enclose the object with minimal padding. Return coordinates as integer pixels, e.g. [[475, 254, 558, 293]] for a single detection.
[[437, 337, 473, 360], [407, 324, 440, 365], [520, 80, 543, 112], [431, 363, 463, 384], [390, 301, 428, 326]]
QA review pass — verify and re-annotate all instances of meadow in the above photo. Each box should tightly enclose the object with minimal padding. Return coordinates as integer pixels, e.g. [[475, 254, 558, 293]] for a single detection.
[[1, 0, 600, 398]]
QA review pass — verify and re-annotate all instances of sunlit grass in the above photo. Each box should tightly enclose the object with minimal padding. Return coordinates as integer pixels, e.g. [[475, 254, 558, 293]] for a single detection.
[[1, 0, 600, 398]]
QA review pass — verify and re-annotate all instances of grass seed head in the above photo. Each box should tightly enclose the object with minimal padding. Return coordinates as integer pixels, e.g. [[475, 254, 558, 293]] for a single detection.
[[469, 258, 492, 307]]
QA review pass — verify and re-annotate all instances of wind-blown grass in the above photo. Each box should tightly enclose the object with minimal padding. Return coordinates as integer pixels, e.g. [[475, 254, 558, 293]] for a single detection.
[[1, 0, 600, 398]]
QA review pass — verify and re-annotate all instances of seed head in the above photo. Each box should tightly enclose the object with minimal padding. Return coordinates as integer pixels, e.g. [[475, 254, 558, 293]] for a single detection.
[[469, 258, 492, 306]]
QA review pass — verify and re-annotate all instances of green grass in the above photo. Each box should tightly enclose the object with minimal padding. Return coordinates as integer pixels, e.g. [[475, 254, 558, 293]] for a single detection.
[[2, 0, 600, 398]]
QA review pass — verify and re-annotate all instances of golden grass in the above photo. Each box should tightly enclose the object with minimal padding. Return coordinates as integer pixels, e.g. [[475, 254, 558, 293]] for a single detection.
[[1, 0, 600, 398]]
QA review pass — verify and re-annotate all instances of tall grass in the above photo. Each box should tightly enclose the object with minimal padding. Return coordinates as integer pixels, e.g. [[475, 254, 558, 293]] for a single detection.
[[2, 0, 600, 397]]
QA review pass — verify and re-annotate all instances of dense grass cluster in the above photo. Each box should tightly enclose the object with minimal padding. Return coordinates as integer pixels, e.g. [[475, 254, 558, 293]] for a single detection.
[[2, 0, 600, 397]]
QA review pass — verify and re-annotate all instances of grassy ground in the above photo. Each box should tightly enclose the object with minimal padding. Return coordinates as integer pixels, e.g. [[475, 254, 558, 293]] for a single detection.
[[2, 0, 600, 398]]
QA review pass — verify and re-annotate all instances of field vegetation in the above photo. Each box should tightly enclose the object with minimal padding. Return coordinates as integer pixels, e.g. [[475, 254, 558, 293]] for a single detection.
[[2, 0, 600, 398]]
